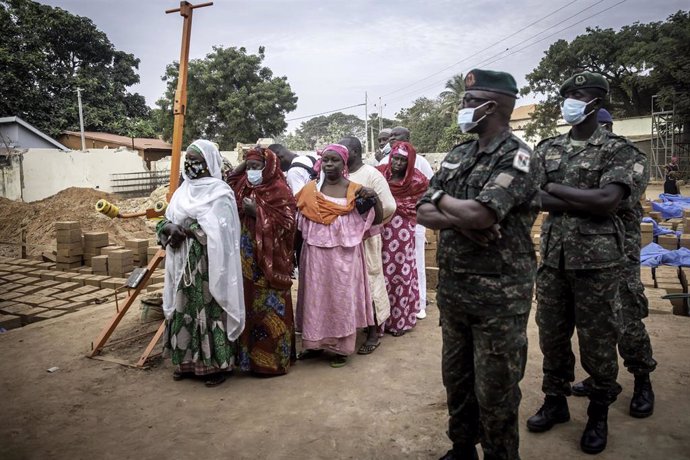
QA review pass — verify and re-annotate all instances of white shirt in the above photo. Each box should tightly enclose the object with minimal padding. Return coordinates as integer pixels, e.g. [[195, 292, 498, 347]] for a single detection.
[[285, 156, 315, 195], [378, 153, 434, 179]]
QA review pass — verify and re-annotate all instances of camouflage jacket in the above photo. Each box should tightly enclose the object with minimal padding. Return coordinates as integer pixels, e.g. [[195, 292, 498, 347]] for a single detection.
[[418, 130, 540, 315], [535, 125, 635, 270], [617, 142, 649, 264]]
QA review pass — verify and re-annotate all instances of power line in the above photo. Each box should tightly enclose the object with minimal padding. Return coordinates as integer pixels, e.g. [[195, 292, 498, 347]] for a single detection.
[[380, 0, 586, 98], [383, 0, 622, 105], [285, 103, 366, 122]]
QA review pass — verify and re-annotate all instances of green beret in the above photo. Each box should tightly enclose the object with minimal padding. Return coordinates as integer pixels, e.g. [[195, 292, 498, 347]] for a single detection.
[[464, 69, 518, 98], [559, 71, 609, 97]]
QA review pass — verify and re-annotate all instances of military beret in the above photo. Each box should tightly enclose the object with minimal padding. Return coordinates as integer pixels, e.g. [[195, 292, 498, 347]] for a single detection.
[[597, 108, 613, 123], [464, 69, 519, 98], [559, 71, 609, 97]]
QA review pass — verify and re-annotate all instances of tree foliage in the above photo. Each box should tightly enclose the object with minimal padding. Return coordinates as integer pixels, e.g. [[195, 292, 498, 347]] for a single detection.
[[0, 0, 150, 138], [396, 96, 473, 152], [290, 112, 365, 150], [522, 11, 690, 141], [156, 46, 297, 150]]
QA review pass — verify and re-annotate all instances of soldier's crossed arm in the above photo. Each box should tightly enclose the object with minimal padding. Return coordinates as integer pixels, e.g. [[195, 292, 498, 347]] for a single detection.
[[473, 147, 539, 222]]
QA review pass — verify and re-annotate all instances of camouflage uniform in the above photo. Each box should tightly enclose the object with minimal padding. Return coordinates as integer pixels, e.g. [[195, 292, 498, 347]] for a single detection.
[[418, 130, 539, 459], [535, 125, 635, 405], [614, 144, 657, 376]]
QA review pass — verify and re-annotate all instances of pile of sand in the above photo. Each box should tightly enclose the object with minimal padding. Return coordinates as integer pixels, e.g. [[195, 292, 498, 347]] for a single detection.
[[0, 187, 158, 258]]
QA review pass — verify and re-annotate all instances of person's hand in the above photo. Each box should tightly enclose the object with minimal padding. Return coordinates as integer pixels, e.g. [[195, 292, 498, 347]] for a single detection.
[[161, 223, 187, 249], [243, 197, 257, 218], [356, 186, 378, 200], [457, 224, 501, 247]]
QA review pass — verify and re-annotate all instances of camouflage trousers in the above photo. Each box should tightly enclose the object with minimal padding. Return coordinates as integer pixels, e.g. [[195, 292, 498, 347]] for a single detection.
[[439, 306, 528, 460], [536, 265, 622, 405], [618, 262, 657, 375]]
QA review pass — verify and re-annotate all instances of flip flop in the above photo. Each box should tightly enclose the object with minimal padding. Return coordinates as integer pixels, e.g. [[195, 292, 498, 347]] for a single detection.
[[172, 371, 193, 381], [297, 349, 324, 360], [330, 355, 347, 368], [204, 373, 226, 387], [391, 330, 407, 337], [357, 342, 381, 355]]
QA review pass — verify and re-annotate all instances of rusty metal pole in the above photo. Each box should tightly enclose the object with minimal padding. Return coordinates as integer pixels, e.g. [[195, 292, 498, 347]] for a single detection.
[[165, 1, 213, 201]]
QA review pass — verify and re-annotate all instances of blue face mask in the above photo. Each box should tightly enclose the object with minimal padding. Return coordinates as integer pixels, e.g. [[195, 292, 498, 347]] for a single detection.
[[457, 100, 491, 133], [247, 169, 263, 186], [561, 97, 599, 125]]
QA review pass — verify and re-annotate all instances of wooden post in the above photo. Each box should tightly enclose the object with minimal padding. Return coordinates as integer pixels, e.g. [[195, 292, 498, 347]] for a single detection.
[[20, 225, 27, 259], [165, 1, 213, 201]]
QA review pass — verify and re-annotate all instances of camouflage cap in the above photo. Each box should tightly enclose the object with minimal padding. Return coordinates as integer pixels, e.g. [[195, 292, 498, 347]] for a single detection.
[[559, 71, 609, 97], [464, 69, 519, 98]]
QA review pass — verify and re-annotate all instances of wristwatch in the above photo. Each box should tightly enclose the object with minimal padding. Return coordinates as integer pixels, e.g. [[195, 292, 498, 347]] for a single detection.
[[431, 190, 446, 209]]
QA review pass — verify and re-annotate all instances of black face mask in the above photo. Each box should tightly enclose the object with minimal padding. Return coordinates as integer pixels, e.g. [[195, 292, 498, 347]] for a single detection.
[[184, 158, 209, 179]]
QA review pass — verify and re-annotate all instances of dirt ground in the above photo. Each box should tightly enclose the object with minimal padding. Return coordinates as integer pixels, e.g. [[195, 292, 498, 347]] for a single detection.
[[1, 183, 688, 459], [1, 289, 689, 460]]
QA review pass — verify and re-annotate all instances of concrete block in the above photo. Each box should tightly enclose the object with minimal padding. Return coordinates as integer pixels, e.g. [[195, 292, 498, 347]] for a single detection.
[[36, 310, 66, 320], [52, 281, 80, 292], [73, 285, 100, 295], [15, 277, 37, 286], [13, 285, 44, 295], [35, 280, 61, 288], [21, 295, 52, 307], [424, 248, 437, 267], [55, 221, 81, 230], [84, 275, 111, 287], [426, 267, 439, 289], [54, 272, 79, 282], [56, 228, 82, 243], [57, 247, 84, 258], [101, 278, 128, 289], [658, 234, 679, 251], [51, 291, 84, 300], [40, 271, 59, 281], [0, 292, 24, 301], [0, 314, 22, 329], [41, 299, 70, 309], [101, 246, 125, 256], [56, 254, 83, 264], [2, 303, 33, 315]]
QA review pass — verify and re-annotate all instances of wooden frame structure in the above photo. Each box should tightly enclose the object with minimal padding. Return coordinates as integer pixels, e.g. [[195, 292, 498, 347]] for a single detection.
[[88, 1, 213, 367]]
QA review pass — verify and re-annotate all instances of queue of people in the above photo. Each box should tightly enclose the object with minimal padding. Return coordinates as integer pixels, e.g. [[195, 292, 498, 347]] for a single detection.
[[158, 68, 656, 459]]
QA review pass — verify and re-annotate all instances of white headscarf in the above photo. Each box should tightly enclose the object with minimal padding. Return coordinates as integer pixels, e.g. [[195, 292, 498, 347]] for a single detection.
[[163, 139, 245, 341]]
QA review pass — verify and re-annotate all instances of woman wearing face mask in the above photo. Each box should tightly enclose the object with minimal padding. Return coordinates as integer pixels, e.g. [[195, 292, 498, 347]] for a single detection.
[[158, 139, 244, 387], [295, 144, 383, 367], [226, 147, 298, 375], [376, 141, 429, 337]]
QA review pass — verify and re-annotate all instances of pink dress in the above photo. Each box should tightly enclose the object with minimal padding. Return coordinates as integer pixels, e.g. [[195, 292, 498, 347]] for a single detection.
[[296, 196, 375, 356], [381, 213, 420, 333]]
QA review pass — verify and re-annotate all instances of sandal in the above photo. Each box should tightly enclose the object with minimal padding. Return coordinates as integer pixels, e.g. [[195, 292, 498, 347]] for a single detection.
[[204, 373, 226, 387], [297, 349, 324, 360], [172, 371, 193, 381], [330, 355, 347, 368], [357, 342, 380, 355], [391, 330, 407, 337]]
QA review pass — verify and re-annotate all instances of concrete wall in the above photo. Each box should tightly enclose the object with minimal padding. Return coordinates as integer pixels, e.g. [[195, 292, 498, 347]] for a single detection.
[[0, 152, 23, 200], [0, 148, 149, 202]]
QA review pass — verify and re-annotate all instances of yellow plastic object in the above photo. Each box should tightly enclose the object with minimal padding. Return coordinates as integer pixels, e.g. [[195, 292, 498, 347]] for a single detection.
[[95, 199, 120, 218], [153, 200, 168, 213]]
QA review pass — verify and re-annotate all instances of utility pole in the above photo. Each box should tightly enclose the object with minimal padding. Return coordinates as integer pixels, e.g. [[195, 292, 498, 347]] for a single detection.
[[378, 96, 383, 132], [76, 88, 86, 151], [364, 92, 368, 155], [165, 1, 213, 200]]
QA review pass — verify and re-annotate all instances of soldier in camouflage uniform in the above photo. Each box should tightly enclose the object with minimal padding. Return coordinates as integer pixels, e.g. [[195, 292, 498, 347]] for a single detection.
[[526, 72, 635, 455], [417, 69, 540, 460], [571, 110, 657, 418]]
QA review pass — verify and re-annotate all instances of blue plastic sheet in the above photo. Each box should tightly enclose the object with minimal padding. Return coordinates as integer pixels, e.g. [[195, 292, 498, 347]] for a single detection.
[[640, 242, 690, 267], [641, 217, 680, 237], [651, 194, 690, 219]]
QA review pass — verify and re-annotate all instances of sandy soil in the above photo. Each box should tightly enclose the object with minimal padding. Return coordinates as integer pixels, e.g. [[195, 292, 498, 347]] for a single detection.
[[1, 290, 689, 460]]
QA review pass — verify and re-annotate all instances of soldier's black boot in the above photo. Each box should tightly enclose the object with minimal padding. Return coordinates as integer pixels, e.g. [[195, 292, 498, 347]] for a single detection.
[[630, 373, 654, 418], [438, 446, 478, 460], [571, 380, 590, 397], [580, 402, 608, 455], [526, 395, 570, 432]]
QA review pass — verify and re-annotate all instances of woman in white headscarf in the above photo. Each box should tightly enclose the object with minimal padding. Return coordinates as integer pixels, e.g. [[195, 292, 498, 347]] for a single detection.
[[158, 139, 244, 386]]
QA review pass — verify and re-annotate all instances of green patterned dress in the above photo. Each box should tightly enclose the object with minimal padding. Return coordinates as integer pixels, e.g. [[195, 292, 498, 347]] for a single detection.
[[157, 220, 235, 375]]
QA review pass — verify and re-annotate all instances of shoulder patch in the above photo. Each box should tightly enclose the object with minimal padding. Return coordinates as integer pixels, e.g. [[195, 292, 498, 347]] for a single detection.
[[512, 148, 531, 173], [633, 162, 644, 174], [441, 161, 461, 170], [494, 172, 514, 188]]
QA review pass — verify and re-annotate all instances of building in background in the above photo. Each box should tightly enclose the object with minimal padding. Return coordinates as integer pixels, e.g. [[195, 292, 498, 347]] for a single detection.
[[0, 116, 69, 150]]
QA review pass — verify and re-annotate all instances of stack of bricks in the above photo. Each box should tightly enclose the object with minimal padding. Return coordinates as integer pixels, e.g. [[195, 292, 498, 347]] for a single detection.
[[107, 249, 133, 278], [641, 221, 654, 247], [82, 232, 109, 267], [55, 221, 83, 271], [125, 239, 149, 267], [147, 245, 164, 268], [424, 228, 439, 289]]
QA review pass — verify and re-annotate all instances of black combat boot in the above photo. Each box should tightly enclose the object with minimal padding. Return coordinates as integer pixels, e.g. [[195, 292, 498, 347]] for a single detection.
[[438, 445, 478, 460], [526, 395, 570, 432], [571, 379, 590, 397], [580, 401, 608, 454], [630, 373, 654, 418]]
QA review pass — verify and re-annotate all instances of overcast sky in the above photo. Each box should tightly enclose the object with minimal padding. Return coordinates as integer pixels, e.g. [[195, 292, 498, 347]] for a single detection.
[[40, 0, 687, 133]]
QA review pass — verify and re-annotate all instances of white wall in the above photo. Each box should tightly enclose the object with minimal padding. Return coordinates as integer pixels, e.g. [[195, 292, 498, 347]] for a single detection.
[[20, 148, 149, 202], [0, 153, 23, 200]]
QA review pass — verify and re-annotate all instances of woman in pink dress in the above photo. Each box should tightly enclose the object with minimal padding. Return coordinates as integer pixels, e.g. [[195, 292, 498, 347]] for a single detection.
[[377, 141, 429, 336], [295, 144, 383, 367]]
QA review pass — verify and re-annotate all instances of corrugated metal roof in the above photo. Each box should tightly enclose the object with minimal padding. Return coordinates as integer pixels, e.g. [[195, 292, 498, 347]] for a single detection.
[[0, 116, 69, 150], [62, 131, 171, 151]]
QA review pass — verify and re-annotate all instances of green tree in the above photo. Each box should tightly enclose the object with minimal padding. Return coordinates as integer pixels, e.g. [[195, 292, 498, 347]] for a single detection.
[[439, 73, 466, 122], [522, 13, 690, 141], [156, 46, 297, 150], [292, 112, 365, 150], [0, 0, 151, 138], [276, 132, 310, 151]]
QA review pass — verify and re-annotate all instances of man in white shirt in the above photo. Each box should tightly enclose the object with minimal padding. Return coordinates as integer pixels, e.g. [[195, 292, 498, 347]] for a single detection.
[[341, 136, 397, 354], [270, 143, 316, 195], [378, 127, 434, 319]]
